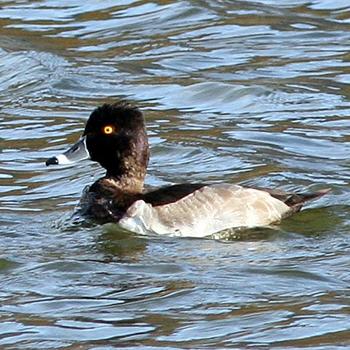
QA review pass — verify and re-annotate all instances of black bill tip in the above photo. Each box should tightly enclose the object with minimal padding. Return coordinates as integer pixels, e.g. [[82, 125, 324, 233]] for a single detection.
[[46, 157, 59, 166]]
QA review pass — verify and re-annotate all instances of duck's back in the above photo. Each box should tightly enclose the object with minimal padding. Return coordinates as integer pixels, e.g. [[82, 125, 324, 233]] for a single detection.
[[119, 184, 292, 237]]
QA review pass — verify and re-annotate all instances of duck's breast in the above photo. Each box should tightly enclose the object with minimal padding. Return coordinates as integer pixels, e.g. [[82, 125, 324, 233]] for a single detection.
[[119, 184, 291, 237]]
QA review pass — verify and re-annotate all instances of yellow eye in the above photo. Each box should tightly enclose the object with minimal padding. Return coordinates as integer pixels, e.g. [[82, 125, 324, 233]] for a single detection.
[[103, 125, 114, 134]]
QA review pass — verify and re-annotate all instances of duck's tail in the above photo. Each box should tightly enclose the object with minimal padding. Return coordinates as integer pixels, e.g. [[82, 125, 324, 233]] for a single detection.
[[262, 188, 331, 213]]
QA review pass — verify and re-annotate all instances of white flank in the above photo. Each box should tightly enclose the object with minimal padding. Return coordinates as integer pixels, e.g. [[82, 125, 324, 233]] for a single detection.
[[119, 184, 291, 237]]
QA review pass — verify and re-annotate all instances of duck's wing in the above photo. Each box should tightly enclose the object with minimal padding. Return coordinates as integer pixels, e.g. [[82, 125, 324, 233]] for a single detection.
[[142, 183, 207, 206], [119, 184, 296, 237]]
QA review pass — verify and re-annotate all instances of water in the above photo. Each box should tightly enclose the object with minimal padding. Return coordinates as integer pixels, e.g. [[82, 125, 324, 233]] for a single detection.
[[0, 0, 350, 348]]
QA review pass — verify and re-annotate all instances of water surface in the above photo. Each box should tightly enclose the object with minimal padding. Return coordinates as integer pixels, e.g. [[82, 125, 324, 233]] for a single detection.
[[0, 0, 350, 349]]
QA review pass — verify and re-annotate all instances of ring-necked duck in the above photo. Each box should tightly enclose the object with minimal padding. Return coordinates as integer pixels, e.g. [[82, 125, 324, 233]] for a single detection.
[[46, 101, 329, 237]]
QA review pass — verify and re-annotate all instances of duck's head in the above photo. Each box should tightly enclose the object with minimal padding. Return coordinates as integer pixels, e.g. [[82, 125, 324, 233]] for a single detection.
[[46, 102, 149, 180]]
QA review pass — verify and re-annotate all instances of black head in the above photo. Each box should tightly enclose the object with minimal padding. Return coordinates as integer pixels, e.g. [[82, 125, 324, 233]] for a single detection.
[[84, 101, 149, 177]]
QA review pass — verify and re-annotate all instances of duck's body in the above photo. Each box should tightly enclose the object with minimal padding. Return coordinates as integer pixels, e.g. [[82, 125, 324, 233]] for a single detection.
[[46, 102, 329, 237], [120, 184, 293, 237]]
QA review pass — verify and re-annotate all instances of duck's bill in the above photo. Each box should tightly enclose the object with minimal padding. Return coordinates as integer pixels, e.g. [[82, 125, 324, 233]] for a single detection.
[[46, 136, 89, 166]]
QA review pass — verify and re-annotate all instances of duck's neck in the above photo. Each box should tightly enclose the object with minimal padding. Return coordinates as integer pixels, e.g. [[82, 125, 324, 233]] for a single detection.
[[105, 140, 149, 194], [105, 165, 146, 194], [94, 129, 149, 195]]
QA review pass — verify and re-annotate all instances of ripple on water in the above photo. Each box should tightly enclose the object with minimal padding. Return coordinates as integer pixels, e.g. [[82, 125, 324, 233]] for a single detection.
[[0, 0, 350, 349]]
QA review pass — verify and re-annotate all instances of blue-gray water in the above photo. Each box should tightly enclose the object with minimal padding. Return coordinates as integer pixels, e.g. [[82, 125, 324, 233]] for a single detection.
[[1, 0, 350, 349]]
